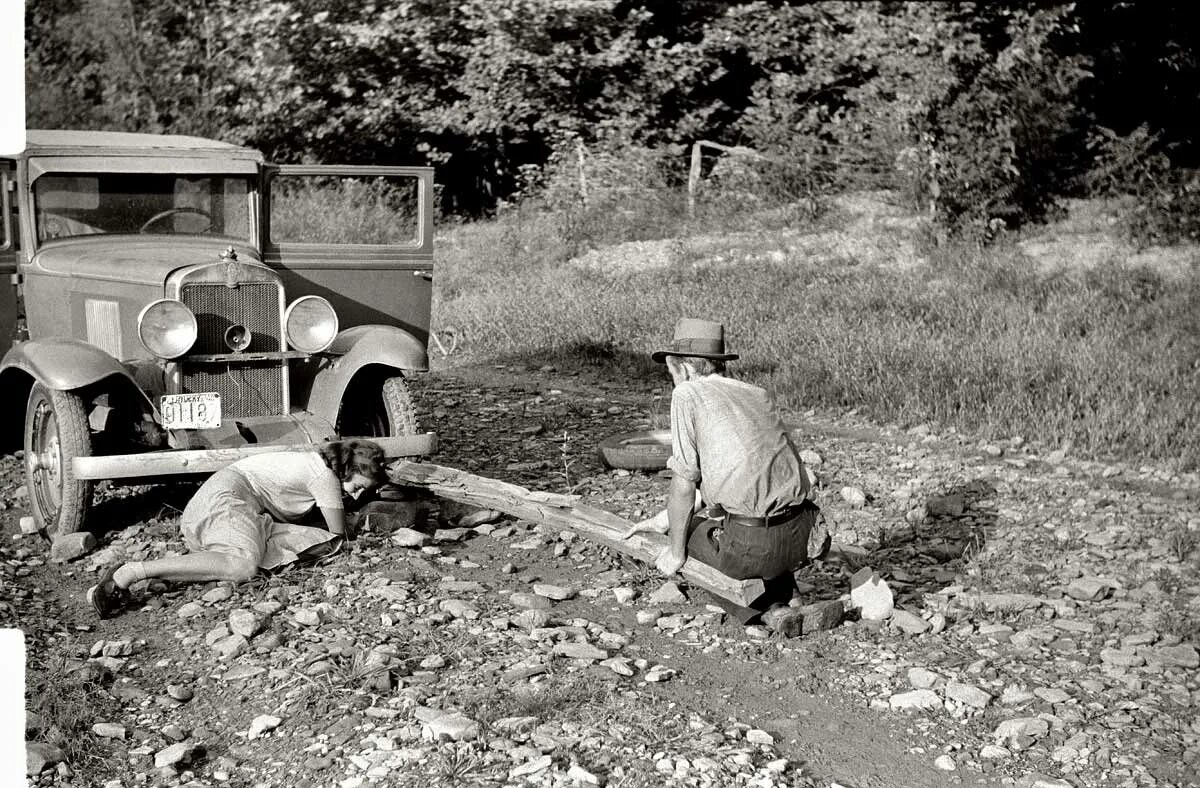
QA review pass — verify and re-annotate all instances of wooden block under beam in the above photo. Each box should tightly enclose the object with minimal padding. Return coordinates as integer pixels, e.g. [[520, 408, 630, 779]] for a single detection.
[[388, 460, 766, 607]]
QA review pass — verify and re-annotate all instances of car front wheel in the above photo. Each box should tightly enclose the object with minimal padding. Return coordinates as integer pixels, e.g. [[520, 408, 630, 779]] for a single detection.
[[338, 375, 419, 438], [24, 384, 94, 535]]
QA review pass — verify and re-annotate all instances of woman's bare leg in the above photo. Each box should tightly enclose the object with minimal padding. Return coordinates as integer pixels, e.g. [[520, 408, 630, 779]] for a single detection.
[[113, 552, 257, 587]]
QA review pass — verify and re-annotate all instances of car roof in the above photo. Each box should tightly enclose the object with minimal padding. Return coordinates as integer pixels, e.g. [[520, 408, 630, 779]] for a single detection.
[[21, 130, 263, 161]]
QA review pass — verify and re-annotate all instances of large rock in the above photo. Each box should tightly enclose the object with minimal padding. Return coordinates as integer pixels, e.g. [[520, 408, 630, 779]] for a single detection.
[[391, 528, 430, 548], [799, 599, 844, 633], [212, 633, 249, 660], [945, 681, 992, 709], [553, 641, 608, 660], [1145, 643, 1199, 668], [993, 718, 1049, 750], [228, 609, 263, 639], [50, 532, 96, 563], [926, 494, 965, 517], [154, 741, 202, 769], [889, 689, 942, 710], [648, 581, 686, 605], [247, 714, 282, 739], [890, 609, 930, 635], [850, 568, 894, 621], [27, 742, 65, 775], [532, 583, 575, 601], [414, 707, 479, 741]]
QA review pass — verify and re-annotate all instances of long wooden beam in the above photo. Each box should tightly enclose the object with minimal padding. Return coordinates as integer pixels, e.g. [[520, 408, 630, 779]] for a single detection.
[[388, 460, 766, 607]]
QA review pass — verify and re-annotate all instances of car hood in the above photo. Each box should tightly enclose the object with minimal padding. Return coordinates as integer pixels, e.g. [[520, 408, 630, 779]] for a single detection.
[[32, 237, 263, 287]]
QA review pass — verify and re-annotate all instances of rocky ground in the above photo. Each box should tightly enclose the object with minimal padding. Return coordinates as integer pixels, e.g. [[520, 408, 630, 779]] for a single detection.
[[6, 362, 1199, 788]]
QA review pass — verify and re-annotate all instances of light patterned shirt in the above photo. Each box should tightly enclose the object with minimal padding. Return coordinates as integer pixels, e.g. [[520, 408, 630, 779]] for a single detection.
[[667, 375, 810, 518], [227, 451, 344, 522]]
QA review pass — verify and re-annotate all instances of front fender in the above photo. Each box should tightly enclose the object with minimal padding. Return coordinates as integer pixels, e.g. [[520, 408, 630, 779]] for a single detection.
[[304, 326, 428, 430], [1, 338, 146, 393]]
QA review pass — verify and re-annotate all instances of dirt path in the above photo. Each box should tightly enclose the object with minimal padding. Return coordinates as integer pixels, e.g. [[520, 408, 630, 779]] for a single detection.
[[8, 361, 1197, 788]]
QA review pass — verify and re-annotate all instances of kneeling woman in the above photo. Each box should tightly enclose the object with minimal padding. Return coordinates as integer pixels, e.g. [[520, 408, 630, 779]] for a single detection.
[[87, 439, 388, 618]]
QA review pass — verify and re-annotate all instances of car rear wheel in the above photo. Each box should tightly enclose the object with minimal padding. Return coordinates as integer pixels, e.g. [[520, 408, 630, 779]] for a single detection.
[[338, 375, 419, 438], [24, 384, 94, 535]]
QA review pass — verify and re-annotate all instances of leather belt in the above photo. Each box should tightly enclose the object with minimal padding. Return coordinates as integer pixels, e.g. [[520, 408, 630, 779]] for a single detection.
[[726, 503, 805, 528]]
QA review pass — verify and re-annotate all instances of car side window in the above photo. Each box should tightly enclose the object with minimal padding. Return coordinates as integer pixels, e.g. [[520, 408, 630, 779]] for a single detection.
[[1, 165, 15, 252]]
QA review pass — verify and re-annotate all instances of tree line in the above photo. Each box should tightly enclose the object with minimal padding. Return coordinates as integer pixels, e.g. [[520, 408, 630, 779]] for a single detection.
[[25, 1, 1200, 240]]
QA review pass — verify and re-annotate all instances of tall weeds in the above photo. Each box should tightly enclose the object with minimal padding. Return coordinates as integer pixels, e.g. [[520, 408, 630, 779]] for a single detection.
[[434, 195, 1200, 469]]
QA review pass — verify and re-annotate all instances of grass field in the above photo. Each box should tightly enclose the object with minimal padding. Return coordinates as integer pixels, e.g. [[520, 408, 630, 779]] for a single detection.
[[432, 195, 1200, 470]]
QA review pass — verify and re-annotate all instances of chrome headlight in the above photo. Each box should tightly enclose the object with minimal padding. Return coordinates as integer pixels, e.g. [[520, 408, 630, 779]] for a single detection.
[[285, 295, 338, 353], [137, 299, 197, 359]]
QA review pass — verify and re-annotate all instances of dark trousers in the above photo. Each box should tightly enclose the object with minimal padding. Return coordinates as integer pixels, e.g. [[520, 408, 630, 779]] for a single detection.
[[685, 500, 819, 624]]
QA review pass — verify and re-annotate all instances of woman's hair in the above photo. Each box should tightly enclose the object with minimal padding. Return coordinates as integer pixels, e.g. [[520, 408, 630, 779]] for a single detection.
[[318, 439, 388, 486]]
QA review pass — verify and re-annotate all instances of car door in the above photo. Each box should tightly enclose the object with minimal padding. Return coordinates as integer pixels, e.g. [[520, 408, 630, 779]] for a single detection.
[[0, 161, 19, 357], [261, 165, 435, 345]]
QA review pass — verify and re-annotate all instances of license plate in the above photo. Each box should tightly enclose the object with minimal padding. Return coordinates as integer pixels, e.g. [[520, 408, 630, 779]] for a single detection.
[[161, 392, 222, 430]]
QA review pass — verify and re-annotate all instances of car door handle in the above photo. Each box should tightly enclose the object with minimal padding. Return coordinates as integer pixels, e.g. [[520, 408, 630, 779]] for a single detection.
[[412, 270, 433, 281]]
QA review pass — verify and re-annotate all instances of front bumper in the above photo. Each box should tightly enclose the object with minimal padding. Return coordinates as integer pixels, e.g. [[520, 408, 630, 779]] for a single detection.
[[72, 433, 438, 480]]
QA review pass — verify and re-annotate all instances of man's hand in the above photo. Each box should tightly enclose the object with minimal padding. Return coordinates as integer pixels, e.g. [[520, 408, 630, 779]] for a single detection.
[[655, 545, 686, 576], [623, 510, 670, 539]]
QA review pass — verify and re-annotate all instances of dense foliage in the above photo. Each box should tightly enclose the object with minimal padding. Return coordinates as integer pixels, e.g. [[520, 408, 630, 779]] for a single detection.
[[24, 1, 1200, 238]]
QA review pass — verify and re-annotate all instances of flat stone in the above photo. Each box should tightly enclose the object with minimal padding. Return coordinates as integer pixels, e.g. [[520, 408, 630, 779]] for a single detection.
[[92, 722, 127, 739], [228, 609, 262, 638], [648, 581, 686, 605], [413, 707, 478, 741], [1100, 647, 1144, 667], [850, 568, 893, 621], [927, 494, 965, 517], [908, 667, 941, 689], [293, 608, 325, 627], [840, 486, 866, 508], [247, 714, 282, 739], [154, 742, 201, 769], [509, 755, 553, 778], [1033, 688, 1071, 704], [567, 764, 601, 785], [50, 532, 96, 563], [552, 642, 607, 660], [993, 717, 1050, 747], [1146, 643, 1199, 668], [600, 657, 635, 676], [933, 755, 956, 771], [390, 528, 429, 548], [746, 729, 774, 745], [221, 664, 266, 682], [1065, 577, 1112, 602], [439, 599, 480, 619], [889, 689, 941, 710], [433, 527, 470, 542], [212, 633, 249, 660], [26, 742, 65, 775], [612, 587, 637, 604], [514, 609, 551, 629], [890, 609, 930, 635], [799, 599, 844, 633], [980, 744, 1011, 759], [510, 592, 552, 610], [945, 681, 992, 709], [532, 583, 575, 600], [166, 684, 194, 702], [202, 586, 234, 604], [177, 601, 206, 619]]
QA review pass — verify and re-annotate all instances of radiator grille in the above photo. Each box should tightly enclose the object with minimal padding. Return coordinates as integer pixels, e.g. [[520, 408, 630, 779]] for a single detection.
[[181, 365, 285, 417], [181, 282, 281, 354], [180, 282, 285, 417]]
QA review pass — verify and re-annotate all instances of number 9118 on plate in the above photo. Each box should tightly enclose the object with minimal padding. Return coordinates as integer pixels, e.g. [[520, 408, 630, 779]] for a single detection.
[[160, 392, 222, 430]]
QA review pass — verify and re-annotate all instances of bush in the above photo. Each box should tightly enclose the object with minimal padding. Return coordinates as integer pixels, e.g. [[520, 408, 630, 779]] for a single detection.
[[1086, 125, 1200, 247]]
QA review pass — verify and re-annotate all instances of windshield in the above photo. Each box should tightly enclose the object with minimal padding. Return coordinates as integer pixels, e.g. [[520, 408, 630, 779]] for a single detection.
[[34, 173, 252, 242]]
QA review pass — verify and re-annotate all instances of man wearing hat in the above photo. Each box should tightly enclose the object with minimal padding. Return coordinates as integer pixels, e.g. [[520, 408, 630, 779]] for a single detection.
[[627, 317, 827, 624]]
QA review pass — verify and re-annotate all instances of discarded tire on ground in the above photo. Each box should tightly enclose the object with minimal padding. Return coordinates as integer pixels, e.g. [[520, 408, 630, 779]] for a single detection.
[[598, 429, 672, 470]]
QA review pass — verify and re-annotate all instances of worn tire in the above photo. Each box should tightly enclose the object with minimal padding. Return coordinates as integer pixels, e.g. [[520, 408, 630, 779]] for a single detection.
[[24, 384, 94, 535], [599, 429, 672, 471], [338, 374, 419, 438]]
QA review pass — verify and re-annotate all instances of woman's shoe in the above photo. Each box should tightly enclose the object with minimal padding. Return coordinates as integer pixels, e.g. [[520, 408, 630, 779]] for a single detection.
[[86, 565, 131, 619]]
